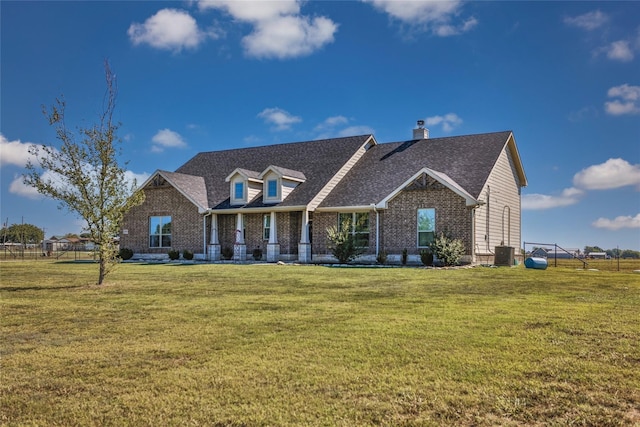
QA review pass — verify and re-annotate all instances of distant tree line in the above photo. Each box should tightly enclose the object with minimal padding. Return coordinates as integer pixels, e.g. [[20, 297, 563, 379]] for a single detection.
[[584, 246, 640, 259], [0, 223, 93, 245]]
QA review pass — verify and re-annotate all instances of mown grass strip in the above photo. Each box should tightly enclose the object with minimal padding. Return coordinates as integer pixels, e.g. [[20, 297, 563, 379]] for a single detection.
[[1, 261, 639, 426]]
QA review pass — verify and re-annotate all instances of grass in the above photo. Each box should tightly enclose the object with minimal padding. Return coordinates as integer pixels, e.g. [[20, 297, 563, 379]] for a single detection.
[[542, 257, 640, 273], [1, 261, 639, 426]]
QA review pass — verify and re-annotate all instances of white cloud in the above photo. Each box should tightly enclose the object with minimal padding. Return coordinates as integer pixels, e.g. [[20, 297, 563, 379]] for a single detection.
[[124, 170, 151, 190], [425, 113, 463, 132], [608, 84, 640, 101], [323, 116, 349, 127], [364, 0, 477, 36], [522, 187, 584, 210], [9, 174, 44, 199], [523, 158, 640, 212], [573, 158, 640, 190], [592, 213, 640, 230], [568, 106, 598, 122], [243, 15, 337, 59], [564, 10, 609, 31], [198, 0, 337, 59], [0, 134, 35, 168], [199, 0, 300, 22], [128, 8, 217, 52], [605, 40, 634, 62], [605, 84, 640, 115], [337, 125, 375, 137], [258, 108, 301, 131], [11, 167, 149, 200], [314, 115, 349, 132], [605, 100, 640, 115], [313, 116, 374, 139], [151, 129, 187, 152]]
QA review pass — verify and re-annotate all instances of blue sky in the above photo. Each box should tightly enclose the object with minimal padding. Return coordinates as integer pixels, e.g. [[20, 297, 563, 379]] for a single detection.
[[1, 0, 639, 251]]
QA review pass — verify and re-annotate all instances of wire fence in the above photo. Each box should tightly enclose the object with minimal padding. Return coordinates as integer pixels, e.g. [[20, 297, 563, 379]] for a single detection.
[[0, 246, 97, 262], [523, 241, 640, 273]]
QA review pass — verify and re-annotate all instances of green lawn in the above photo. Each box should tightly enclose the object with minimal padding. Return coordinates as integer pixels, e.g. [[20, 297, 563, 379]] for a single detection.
[[1, 262, 639, 426]]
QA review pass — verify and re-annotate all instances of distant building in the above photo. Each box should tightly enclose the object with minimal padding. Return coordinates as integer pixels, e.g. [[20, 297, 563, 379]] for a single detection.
[[529, 247, 580, 259], [587, 252, 608, 259]]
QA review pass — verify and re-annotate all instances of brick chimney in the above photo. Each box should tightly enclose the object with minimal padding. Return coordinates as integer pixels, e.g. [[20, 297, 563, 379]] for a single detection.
[[413, 120, 429, 139]]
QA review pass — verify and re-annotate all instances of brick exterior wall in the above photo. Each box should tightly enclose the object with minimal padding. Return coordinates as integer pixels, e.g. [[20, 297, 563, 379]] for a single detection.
[[215, 212, 302, 259], [382, 180, 472, 256], [121, 185, 204, 255], [311, 211, 377, 257], [121, 178, 472, 261]]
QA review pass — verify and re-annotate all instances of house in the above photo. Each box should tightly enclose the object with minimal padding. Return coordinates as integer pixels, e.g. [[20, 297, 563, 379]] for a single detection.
[[529, 247, 581, 259], [120, 124, 527, 264], [587, 252, 609, 259], [44, 236, 77, 252]]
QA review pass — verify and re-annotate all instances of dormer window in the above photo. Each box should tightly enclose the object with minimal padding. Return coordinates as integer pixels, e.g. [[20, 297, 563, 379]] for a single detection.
[[259, 165, 306, 204], [225, 168, 262, 206], [267, 179, 278, 198], [234, 182, 244, 200]]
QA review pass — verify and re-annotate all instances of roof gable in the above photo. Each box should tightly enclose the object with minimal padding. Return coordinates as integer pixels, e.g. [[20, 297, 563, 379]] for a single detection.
[[377, 167, 479, 208], [259, 165, 307, 182], [318, 131, 522, 208], [225, 168, 262, 183], [141, 170, 208, 212]]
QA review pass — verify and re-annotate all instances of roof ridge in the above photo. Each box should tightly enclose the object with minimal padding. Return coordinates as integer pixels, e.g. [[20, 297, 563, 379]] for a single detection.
[[380, 130, 513, 145], [195, 134, 373, 155]]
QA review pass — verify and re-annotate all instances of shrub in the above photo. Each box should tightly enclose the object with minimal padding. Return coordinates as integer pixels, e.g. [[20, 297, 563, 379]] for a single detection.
[[118, 248, 133, 261], [168, 249, 180, 260], [401, 248, 408, 265], [430, 232, 465, 266], [420, 249, 434, 266], [182, 250, 194, 260], [326, 218, 363, 264], [252, 248, 263, 261], [221, 246, 233, 260], [376, 251, 387, 265]]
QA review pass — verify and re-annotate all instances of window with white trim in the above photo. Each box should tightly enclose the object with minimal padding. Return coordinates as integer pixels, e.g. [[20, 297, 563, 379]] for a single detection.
[[234, 182, 244, 200], [267, 179, 278, 198], [338, 212, 369, 247], [149, 216, 172, 248], [263, 214, 271, 240], [417, 208, 435, 247]]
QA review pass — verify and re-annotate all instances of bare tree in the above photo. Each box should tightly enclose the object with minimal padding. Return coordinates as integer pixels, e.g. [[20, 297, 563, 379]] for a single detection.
[[24, 61, 144, 284]]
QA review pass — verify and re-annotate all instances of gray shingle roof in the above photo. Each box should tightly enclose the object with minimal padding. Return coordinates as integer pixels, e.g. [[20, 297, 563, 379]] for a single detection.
[[158, 170, 208, 210], [263, 165, 307, 182], [174, 135, 373, 209], [318, 131, 516, 208]]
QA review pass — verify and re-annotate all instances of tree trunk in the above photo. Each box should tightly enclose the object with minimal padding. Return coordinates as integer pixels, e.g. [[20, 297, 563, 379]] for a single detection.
[[98, 257, 106, 285]]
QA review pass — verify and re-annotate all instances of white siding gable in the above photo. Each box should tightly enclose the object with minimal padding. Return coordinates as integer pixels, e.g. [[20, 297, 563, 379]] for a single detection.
[[259, 166, 306, 204], [475, 140, 522, 254]]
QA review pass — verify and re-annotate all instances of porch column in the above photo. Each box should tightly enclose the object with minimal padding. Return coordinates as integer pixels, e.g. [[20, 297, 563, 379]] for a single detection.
[[234, 213, 246, 261], [298, 209, 311, 263], [208, 213, 220, 261], [267, 211, 280, 262]]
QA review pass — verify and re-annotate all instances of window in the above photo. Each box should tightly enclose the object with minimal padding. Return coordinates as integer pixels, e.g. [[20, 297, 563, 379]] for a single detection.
[[234, 182, 244, 200], [417, 208, 435, 247], [263, 214, 271, 240], [338, 212, 369, 247], [267, 179, 278, 198], [267, 180, 277, 198], [149, 216, 172, 248]]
